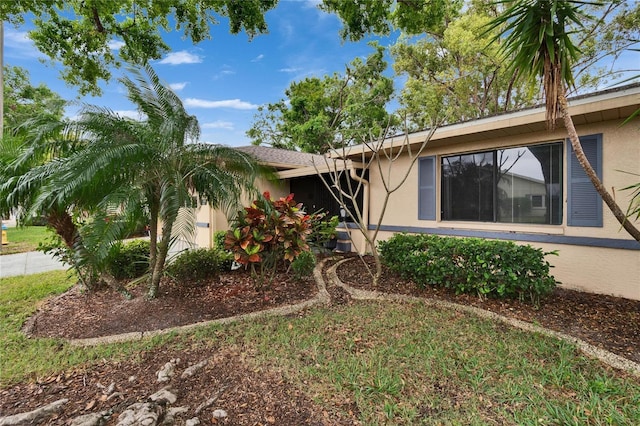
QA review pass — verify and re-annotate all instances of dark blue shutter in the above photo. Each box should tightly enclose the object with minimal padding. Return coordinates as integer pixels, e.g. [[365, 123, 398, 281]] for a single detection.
[[418, 156, 436, 220], [567, 134, 603, 227]]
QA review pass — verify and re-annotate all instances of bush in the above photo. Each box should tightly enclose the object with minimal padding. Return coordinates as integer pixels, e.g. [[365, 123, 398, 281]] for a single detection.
[[378, 234, 558, 305], [290, 250, 316, 280], [225, 192, 312, 285], [213, 230, 234, 270], [105, 240, 150, 280], [307, 211, 339, 249], [166, 248, 223, 284], [213, 230, 227, 251]]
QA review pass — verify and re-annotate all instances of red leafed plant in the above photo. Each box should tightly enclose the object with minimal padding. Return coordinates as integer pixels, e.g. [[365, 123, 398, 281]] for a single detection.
[[225, 192, 312, 285]]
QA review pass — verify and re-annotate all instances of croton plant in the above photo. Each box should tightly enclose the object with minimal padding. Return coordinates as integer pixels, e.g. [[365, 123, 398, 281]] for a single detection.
[[224, 192, 312, 267]]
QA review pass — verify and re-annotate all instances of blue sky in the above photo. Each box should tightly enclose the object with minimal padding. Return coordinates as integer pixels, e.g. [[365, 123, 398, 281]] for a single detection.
[[3, 1, 637, 148], [4, 0, 396, 147]]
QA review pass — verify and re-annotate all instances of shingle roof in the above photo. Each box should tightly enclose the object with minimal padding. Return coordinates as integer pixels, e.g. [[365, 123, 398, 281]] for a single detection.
[[236, 145, 327, 168]]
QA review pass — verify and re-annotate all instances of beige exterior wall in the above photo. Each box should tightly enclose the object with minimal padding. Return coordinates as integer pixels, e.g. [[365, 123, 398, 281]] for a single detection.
[[193, 178, 289, 248], [364, 119, 640, 300]]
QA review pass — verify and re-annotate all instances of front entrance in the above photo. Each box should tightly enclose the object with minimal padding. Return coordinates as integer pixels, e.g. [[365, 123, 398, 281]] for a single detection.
[[289, 173, 364, 220]]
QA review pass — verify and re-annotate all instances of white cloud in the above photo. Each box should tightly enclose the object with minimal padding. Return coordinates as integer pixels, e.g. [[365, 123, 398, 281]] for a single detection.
[[108, 40, 125, 50], [279, 21, 295, 40], [159, 51, 203, 65], [202, 120, 234, 130], [114, 110, 145, 120], [251, 54, 265, 62], [279, 67, 302, 73], [169, 82, 188, 91], [184, 98, 258, 110], [303, 0, 322, 8], [3, 29, 42, 58], [212, 66, 235, 80], [4, 29, 31, 46]]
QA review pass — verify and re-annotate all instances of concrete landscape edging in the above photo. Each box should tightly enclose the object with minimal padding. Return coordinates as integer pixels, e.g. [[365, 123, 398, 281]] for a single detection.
[[327, 258, 640, 378], [62, 257, 640, 378]]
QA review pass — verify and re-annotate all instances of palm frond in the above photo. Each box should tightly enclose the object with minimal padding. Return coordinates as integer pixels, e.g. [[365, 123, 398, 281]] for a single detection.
[[485, 0, 599, 128]]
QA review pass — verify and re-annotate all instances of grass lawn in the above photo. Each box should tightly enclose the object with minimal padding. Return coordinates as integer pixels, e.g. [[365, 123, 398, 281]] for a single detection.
[[1, 226, 52, 255], [2, 272, 639, 424]]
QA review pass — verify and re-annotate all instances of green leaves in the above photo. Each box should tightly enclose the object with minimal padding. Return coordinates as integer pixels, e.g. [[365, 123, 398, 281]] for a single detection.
[[1, 0, 279, 96], [320, 0, 460, 41], [485, 1, 598, 127], [247, 43, 396, 153], [3, 64, 264, 296], [379, 234, 558, 306], [225, 192, 312, 281]]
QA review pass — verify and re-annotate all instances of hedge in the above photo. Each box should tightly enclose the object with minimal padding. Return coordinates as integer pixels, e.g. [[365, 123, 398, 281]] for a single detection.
[[378, 233, 558, 305]]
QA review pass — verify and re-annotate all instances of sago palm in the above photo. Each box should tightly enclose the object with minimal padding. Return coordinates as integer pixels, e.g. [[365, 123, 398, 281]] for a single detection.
[[487, 0, 640, 242], [0, 116, 106, 287]]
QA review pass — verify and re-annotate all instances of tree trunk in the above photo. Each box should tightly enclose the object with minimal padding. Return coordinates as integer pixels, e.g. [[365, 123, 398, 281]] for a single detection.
[[559, 93, 640, 242], [46, 208, 78, 249], [147, 216, 173, 299], [370, 247, 382, 286], [147, 202, 159, 289], [46, 208, 102, 289]]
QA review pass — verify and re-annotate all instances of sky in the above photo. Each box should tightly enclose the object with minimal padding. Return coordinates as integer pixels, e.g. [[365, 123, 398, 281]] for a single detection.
[[3, 1, 637, 149], [3, 0, 396, 148]]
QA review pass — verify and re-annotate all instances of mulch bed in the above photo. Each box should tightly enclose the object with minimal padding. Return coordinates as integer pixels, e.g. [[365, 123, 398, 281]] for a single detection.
[[334, 254, 640, 364], [1, 254, 638, 425], [25, 268, 317, 340]]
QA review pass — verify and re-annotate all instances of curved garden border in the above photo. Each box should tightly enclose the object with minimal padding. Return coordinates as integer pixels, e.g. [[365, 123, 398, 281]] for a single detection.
[[65, 257, 640, 378], [67, 259, 331, 346], [328, 258, 640, 378]]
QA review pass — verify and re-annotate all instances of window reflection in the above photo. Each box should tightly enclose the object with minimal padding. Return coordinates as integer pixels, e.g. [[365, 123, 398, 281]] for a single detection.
[[441, 143, 563, 225]]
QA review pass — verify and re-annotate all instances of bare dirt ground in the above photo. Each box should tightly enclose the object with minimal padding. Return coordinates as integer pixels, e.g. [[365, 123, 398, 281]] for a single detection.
[[1, 255, 638, 425]]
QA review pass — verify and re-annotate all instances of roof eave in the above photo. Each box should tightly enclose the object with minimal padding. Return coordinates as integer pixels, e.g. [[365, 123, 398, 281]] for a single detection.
[[335, 84, 640, 159]]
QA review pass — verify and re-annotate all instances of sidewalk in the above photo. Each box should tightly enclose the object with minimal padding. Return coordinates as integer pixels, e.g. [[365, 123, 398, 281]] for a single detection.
[[0, 251, 67, 278]]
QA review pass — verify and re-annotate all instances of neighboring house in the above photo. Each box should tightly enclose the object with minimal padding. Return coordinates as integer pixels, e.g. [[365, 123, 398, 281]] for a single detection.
[[195, 84, 640, 301]]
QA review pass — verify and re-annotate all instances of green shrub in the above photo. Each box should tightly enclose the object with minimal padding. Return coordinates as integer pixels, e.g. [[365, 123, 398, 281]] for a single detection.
[[213, 230, 227, 251], [290, 250, 316, 280], [378, 234, 558, 305], [307, 211, 339, 249], [213, 230, 234, 271], [166, 248, 222, 284], [105, 240, 150, 280]]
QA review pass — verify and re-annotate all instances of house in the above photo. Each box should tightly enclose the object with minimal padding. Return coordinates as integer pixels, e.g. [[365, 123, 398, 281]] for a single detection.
[[192, 145, 362, 247], [195, 84, 640, 301], [337, 83, 640, 301]]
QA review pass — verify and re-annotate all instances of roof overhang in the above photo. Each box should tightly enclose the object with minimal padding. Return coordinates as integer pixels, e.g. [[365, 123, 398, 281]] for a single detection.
[[333, 84, 640, 159], [276, 159, 365, 179]]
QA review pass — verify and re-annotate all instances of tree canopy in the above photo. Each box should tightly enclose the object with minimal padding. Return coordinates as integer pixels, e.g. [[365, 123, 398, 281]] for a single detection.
[[3, 65, 66, 136], [247, 43, 396, 154], [391, 3, 538, 128], [322, 0, 639, 129], [320, 0, 461, 41], [0, 0, 278, 96]]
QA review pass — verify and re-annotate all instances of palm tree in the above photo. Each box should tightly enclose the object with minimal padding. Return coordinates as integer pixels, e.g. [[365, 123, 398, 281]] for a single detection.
[[47, 64, 265, 298], [487, 0, 640, 242], [0, 114, 117, 287]]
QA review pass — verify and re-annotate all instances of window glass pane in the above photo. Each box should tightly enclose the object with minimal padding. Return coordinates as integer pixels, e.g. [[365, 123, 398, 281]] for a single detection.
[[442, 151, 494, 221], [441, 143, 562, 225]]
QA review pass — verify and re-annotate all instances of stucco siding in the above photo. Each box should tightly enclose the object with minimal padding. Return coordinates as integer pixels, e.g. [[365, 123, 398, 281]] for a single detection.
[[193, 178, 290, 248], [364, 117, 639, 300]]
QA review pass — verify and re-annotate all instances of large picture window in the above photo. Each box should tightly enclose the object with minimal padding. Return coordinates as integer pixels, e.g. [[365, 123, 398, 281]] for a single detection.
[[441, 142, 563, 225]]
